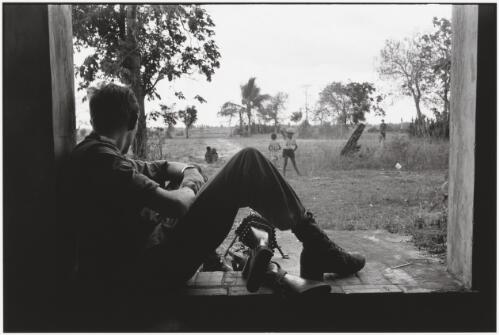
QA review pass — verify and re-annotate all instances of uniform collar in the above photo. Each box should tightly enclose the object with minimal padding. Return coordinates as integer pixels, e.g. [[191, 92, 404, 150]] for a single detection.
[[88, 131, 120, 150]]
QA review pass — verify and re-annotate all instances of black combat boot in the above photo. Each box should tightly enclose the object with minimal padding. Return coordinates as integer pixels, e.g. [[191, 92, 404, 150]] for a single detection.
[[292, 212, 366, 280]]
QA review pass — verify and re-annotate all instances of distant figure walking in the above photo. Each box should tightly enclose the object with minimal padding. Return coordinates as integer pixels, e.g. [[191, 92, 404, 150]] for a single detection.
[[379, 119, 387, 147], [268, 133, 281, 167], [281, 128, 301, 177]]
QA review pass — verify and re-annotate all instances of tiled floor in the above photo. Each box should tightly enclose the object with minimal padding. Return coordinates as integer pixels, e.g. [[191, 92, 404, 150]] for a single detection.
[[186, 230, 465, 296]]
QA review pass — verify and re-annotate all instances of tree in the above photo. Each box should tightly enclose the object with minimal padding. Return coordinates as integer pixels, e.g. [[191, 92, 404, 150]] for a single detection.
[[240, 77, 271, 135], [73, 5, 221, 158], [290, 111, 303, 124], [178, 106, 198, 138], [318, 82, 351, 125], [312, 104, 332, 126], [259, 92, 288, 132], [318, 81, 383, 126], [377, 36, 429, 120], [219, 101, 244, 130], [149, 104, 178, 137], [420, 17, 452, 115], [345, 82, 385, 123]]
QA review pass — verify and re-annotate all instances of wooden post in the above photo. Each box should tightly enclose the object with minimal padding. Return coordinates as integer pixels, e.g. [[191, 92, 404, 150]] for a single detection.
[[340, 123, 365, 156], [4, 4, 75, 330], [447, 5, 478, 289], [471, 5, 496, 293], [48, 5, 76, 159]]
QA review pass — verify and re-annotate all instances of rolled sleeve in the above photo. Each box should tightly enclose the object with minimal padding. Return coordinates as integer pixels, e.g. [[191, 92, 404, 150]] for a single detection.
[[130, 159, 169, 186], [94, 153, 161, 207]]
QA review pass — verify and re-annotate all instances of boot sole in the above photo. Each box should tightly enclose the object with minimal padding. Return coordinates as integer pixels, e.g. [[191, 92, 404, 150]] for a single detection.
[[300, 249, 367, 280], [245, 246, 273, 293]]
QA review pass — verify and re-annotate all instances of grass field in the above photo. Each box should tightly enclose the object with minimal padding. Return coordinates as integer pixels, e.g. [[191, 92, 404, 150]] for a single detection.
[[146, 127, 449, 256]]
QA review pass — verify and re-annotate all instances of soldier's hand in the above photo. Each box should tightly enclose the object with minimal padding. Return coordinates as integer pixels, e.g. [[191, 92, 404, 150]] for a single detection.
[[181, 168, 206, 194]]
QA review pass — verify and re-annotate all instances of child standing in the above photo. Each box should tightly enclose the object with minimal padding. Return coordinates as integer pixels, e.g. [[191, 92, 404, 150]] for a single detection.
[[282, 128, 301, 176], [268, 133, 281, 167]]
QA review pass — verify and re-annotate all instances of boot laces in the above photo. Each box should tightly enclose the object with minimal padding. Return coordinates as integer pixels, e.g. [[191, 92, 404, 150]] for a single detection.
[[304, 211, 348, 255]]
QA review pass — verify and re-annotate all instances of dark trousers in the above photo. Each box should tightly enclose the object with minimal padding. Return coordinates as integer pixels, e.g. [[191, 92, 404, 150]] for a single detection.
[[141, 147, 306, 287]]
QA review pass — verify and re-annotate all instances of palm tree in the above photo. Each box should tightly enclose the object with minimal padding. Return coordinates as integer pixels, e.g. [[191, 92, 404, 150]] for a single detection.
[[240, 77, 270, 135]]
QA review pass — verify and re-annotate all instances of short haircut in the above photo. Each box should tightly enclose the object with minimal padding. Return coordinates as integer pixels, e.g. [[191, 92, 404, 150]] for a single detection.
[[89, 83, 139, 134], [271, 133, 277, 140]]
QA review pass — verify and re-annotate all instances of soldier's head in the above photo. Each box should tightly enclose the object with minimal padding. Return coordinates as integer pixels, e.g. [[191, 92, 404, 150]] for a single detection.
[[89, 83, 139, 153], [271, 133, 277, 140], [89, 83, 139, 134]]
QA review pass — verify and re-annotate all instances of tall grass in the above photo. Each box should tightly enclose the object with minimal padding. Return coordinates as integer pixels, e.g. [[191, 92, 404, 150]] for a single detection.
[[231, 132, 449, 174]]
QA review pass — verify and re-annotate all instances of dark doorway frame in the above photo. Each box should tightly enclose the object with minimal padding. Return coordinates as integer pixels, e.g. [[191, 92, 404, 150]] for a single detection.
[[3, 3, 496, 331]]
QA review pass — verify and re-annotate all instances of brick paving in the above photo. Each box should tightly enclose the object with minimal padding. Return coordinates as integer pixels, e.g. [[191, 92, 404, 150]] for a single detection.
[[187, 230, 465, 296]]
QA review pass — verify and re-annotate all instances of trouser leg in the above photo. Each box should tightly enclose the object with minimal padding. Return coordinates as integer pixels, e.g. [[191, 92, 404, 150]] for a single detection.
[[290, 156, 301, 175], [282, 157, 288, 175], [142, 147, 306, 285]]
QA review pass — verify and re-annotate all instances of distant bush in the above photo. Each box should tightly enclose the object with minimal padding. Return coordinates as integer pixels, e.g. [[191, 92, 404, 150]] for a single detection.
[[297, 119, 313, 138], [366, 123, 399, 133], [315, 123, 351, 139], [409, 111, 449, 139], [318, 122, 334, 138]]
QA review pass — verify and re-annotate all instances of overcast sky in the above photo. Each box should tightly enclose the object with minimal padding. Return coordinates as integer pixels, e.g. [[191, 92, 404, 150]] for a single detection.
[[75, 4, 452, 128]]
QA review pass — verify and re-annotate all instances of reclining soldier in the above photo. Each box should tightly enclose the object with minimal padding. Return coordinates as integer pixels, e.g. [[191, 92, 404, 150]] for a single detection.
[[65, 83, 365, 299]]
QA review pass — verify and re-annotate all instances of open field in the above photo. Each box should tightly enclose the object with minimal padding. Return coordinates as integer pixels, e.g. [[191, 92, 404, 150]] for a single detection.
[[147, 130, 449, 256], [149, 127, 449, 170]]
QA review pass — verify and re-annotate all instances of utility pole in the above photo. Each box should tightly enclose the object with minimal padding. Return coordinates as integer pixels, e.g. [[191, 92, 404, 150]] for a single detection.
[[302, 84, 311, 121]]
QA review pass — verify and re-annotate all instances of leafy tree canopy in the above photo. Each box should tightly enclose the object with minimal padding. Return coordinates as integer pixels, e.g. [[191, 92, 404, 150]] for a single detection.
[[73, 4, 220, 100], [290, 111, 303, 123], [258, 92, 288, 129], [377, 17, 451, 120], [218, 102, 243, 118], [218, 101, 245, 129], [420, 17, 452, 114], [73, 4, 221, 157], [149, 103, 178, 127], [318, 81, 384, 125], [178, 105, 198, 138]]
